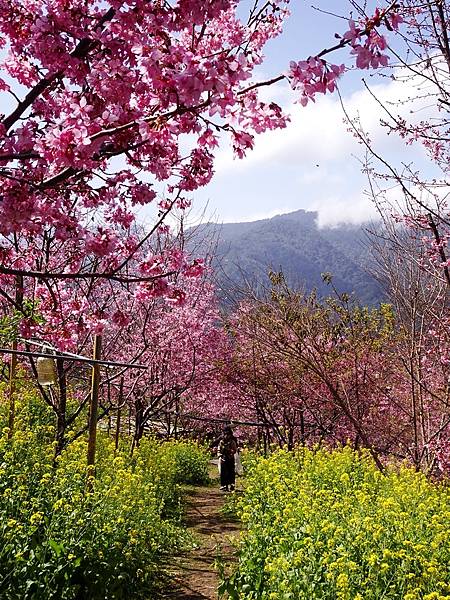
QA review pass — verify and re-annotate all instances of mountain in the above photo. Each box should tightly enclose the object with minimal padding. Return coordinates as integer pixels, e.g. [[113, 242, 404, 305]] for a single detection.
[[187, 209, 383, 305]]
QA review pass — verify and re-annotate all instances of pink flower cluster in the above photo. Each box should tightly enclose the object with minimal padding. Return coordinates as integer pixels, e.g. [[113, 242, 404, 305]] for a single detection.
[[288, 58, 345, 106], [342, 8, 403, 70]]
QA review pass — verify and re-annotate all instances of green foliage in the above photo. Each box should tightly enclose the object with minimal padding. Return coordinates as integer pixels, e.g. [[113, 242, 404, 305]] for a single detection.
[[0, 313, 21, 346], [131, 437, 210, 518], [222, 447, 450, 600], [164, 439, 211, 486], [0, 300, 44, 346], [0, 385, 210, 599]]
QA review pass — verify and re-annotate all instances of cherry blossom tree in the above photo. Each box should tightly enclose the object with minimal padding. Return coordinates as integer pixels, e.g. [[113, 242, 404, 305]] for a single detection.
[[221, 302, 323, 451], [0, 1, 402, 320], [0, 229, 203, 454], [370, 218, 450, 473], [95, 271, 230, 450], [215, 265, 450, 473], [308, 1, 450, 472], [346, 1, 450, 471], [218, 274, 407, 469], [343, 2, 450, 279]]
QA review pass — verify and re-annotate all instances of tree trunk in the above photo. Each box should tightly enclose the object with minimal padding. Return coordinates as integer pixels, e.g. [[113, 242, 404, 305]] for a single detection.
[[131, 398, 144, 454], [86, 334, 102, 487], [115, 378, 123, 452]]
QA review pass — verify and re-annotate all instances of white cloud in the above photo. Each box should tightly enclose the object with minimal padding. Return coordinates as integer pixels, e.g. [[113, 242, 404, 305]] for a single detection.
[[312, 193, 380, 228], [214, 92, 355, 174], [199, 67, 441, 228]]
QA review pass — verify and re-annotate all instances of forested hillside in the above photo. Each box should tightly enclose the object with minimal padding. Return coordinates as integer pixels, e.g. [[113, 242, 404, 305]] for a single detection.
[[189, 210, 383, 304]]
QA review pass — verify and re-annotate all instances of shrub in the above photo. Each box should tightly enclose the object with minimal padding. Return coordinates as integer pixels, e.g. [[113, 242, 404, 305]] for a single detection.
[[166, 439, 211, 486], [222, 446, 450, 600]]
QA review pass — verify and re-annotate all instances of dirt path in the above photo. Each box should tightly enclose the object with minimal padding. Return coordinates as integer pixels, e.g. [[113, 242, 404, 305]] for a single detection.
[[164, 475, 241, 599]]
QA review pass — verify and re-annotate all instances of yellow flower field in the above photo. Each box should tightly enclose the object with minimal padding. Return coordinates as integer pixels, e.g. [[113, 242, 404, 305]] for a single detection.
[[0, 385, 210, 599], [222, 447, 450, 600]]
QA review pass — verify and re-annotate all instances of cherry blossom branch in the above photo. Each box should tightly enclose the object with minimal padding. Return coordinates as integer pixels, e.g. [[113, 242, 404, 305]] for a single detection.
[[2, 76, 61, 134], [0, 152, 39, 161], [0, 265, 177, 283], [337, 85, 450, 227], [239, 0, 400, 97], [238, 74, 286, 95], [1, 8, 116, 133], [38, 102, 209, 189], [0, 287, 23, 312], [110, 196, 180, 275]]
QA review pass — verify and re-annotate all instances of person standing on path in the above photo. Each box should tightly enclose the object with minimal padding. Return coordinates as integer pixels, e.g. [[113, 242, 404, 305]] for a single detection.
[[218, 426, 238, 492]]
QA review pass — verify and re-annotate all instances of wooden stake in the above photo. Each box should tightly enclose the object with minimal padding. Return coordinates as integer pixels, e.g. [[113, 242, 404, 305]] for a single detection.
[[86, 334, 102, 488], [7, 340, 17, 439], [128, 403, 132, 435]]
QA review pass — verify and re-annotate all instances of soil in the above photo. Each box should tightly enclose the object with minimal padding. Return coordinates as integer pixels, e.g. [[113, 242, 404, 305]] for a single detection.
[[163, 470, 241, 600]]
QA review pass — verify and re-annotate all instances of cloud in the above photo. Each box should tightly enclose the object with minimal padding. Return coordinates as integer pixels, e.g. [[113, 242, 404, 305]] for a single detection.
[[199, 68, 439, 228], [214, 91, 356, 174], [217, 71, 432, 173], [312, 192, 380, 228]]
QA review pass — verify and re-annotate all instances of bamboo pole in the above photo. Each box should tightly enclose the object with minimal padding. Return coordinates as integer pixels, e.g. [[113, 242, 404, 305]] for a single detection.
[[0, 347, 146, 369], [128, 403, 132, 435], [86, 334, 102, 489]]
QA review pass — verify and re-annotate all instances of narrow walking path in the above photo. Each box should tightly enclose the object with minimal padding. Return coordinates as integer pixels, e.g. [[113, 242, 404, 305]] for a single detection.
[[164, 476, 241, 599]]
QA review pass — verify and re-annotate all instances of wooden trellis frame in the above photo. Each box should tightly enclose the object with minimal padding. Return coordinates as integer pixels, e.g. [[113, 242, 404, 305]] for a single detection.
[[1, 336, 147, 486]]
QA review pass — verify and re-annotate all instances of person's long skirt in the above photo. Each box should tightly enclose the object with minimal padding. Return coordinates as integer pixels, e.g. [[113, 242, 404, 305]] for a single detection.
[[220, 457, 235, 487]]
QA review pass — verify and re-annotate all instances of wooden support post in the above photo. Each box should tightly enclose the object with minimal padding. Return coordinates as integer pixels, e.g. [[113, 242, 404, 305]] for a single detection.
[[7, 276, 23, 439], [107, 380, 112, 436], [115, 377, 123, 452], [7, 341, 17, 439], [54, 357, 67, 458], [86, 334, 102, 488]]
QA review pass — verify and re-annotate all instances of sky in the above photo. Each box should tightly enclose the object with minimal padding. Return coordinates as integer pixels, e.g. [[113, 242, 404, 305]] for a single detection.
[[185, 0, 433, 229]]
